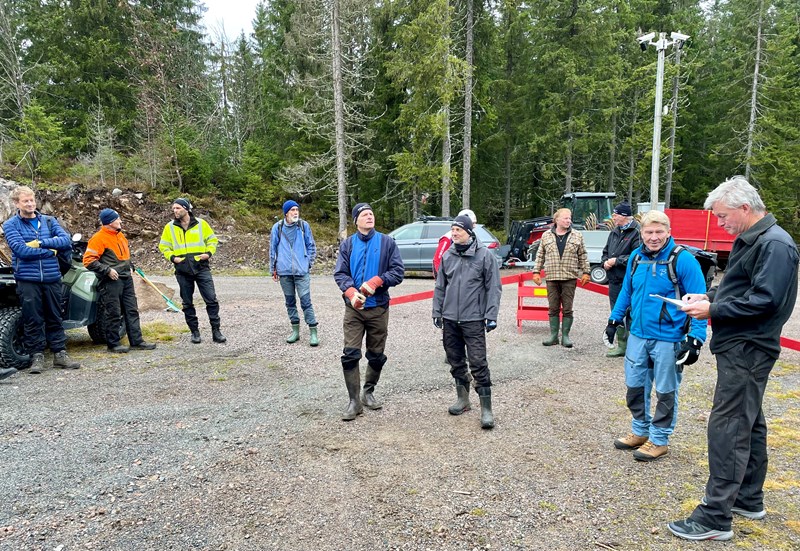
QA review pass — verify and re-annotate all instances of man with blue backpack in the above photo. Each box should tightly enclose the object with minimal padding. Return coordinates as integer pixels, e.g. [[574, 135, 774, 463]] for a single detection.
[[270, 200, 319, 346], [2, 185, 80, 373], [604, 210, 707, 462]]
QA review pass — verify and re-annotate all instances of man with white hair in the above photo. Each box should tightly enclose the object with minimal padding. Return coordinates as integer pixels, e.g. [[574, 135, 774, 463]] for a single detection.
[[432, 208, 477, 278], [669, 176, 798, 541]]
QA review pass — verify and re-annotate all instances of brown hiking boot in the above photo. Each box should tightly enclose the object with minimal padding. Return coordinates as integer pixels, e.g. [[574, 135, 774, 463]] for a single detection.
[[633, 440, 669, 462], [53, 351, 80, 370], [614, 433, 648, 450]]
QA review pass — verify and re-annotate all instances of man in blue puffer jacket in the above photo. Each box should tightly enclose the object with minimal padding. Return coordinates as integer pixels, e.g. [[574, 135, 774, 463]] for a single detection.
[[2, 186, 80, 373], [270, 200, 319, 346], [606, 210, 707, 462]]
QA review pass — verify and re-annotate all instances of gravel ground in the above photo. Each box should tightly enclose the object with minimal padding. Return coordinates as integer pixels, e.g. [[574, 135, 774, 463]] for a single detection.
[[1, 270, 799, 551]]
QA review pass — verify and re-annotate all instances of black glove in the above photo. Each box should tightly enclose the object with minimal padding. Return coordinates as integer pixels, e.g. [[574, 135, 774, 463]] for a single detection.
[[676, 337, 702, 367], [433, 317, 443, 329], [603, 319, 623, 349], [485, 320, 497, 333]]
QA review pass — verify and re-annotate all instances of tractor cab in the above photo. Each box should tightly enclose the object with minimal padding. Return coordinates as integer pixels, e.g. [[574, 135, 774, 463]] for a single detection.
[[560, 192, 615, 230]]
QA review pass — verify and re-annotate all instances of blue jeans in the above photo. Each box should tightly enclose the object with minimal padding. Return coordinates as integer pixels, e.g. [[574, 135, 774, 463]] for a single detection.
[[279, 274, 317, 326], [624, 334, 682, 446]]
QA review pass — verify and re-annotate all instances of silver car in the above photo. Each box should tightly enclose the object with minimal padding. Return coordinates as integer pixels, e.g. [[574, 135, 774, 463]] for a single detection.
[[388, 219, 501, 271]]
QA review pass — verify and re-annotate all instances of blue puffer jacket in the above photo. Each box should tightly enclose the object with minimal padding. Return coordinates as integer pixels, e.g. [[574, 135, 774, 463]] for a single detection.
[[610, 238, 708, 343], [3, 212, 71, 283]]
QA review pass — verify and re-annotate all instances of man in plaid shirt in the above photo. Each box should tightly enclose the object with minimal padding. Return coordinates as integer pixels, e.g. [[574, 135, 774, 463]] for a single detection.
[[532, 208, 591, 347]]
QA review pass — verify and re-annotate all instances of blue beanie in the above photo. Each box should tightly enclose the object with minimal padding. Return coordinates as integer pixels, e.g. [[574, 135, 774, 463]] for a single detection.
[[99, 208, 119, 226], [283, 200, 300, 215], [352, 202, 372, 223]]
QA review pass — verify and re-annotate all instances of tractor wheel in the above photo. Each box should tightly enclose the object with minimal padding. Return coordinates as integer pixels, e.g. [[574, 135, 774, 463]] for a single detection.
[[526, 242, 540, 264], [0, 307, 31, 370]]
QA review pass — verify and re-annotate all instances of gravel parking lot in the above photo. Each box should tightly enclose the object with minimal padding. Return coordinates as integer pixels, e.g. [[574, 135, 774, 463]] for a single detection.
[[1, 271, 799, 550]]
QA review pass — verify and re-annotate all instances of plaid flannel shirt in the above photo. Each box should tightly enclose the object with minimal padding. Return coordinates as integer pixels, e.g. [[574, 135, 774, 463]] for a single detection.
[[533, 228, 590, 281]]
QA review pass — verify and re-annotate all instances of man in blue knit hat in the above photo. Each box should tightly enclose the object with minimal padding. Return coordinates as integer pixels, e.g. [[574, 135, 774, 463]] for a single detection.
[[334, 203, 404, 420], [270, 200, 319, 346]]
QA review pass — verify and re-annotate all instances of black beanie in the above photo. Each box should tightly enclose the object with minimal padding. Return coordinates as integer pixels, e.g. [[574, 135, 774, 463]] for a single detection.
[[352, 203, 373, 223], [452, 215, 475, 236]]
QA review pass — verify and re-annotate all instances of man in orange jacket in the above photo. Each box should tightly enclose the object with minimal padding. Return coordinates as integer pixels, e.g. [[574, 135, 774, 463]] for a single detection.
[[84, 208, 156, 353]]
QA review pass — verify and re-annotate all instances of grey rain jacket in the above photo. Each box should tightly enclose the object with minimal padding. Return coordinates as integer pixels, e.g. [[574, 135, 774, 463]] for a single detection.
[[432, 237, 502, 323]]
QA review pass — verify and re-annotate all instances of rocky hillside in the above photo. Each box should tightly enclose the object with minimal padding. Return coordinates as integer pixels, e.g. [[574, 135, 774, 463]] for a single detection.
[[0, 179, 338, 273]]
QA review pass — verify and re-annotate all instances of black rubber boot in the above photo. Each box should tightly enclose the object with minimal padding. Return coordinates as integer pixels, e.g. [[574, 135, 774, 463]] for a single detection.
[[542, 316, 560, 346], [342, 368, 364, 421], [191, 330, 202, 344], [561, 316, 574, 348], [361, 365, 383, 410], [448, 378, 471, 415], [477, 386, 494, 429], [212, 327, 227, 343]]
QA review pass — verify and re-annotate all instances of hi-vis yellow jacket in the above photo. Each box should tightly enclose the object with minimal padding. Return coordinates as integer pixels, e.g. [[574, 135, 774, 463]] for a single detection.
[[159, 217, 218, 262]]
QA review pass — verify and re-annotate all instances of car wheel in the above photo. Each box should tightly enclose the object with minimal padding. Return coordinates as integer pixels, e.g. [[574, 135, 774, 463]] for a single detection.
[[590, 265, 608, 285]]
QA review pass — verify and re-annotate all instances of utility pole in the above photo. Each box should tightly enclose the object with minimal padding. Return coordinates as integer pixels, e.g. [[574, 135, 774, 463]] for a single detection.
[[637, 31, 689, 211]]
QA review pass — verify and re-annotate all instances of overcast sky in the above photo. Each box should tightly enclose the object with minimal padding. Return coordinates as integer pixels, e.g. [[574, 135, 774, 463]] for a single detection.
[[201, 0, 260, 39]]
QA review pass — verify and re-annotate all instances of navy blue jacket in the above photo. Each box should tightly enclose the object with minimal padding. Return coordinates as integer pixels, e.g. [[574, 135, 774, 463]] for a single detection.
[[334, 229, 404, 308], [3, 211, 71, 283]]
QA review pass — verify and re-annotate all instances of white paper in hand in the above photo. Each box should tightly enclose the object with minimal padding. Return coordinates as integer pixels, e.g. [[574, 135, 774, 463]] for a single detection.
[[649, 294, 689, 308]]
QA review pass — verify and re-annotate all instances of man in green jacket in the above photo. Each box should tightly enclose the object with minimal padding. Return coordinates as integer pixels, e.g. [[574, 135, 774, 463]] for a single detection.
[[159, 198, 226, 344]]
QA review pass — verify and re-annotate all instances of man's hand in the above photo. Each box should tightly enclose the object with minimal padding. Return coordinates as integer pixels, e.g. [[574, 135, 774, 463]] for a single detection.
[[194, 254, 210, 261], [272, 271, 278, 282], [532, 273, 542, 285], [173, 256, 185, 264], [580, 274, 591, 286], [676, 337, 702, 367], [360, 276, 383, 297], [485, 320, 497, 333], [603, 319, 622, 349], [681, 300, 711, 320], [108, 268, 119, 281], [433, 317, 443, 329], [603, 258, 617, 270], [344, 287, 366, 310], [681, 293, 709, 304], [25, 240, 40, 248]]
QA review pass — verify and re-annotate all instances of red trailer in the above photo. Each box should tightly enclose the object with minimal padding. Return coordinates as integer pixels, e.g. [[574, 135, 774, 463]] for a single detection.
[[665, 208, 735, 268]]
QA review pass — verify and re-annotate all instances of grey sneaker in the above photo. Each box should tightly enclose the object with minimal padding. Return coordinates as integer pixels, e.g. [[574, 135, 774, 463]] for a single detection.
[[700, 495, 766, 520], [53, 351, 80, 370], [667, 519, 733, 541], [29, 352, 45, 374]]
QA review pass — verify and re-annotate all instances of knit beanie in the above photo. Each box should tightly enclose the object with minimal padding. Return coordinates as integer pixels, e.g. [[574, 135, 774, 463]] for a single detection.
[[99, 208, 119, 226], [452, 214, 475, 236], [352, 203, 373, 223], [173, 198, 192, 212], [283, 200, 300, 215]]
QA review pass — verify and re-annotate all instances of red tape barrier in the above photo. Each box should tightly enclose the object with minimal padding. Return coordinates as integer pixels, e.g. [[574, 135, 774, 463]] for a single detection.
[[389, 272, 800, 352]]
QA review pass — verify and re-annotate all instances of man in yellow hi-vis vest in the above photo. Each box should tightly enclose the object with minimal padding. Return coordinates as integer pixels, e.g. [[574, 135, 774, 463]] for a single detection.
[[159, 198, 226, 344]]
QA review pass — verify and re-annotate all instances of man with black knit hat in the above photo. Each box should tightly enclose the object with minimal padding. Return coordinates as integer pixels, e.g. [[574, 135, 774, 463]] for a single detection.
[[601, 202, 641, 357], [84, 208, 156, 353], [159, 198, 226, 344], [433, 215, 502, 429], [270, 200, 319, 346], [333, 203, 404, 421]]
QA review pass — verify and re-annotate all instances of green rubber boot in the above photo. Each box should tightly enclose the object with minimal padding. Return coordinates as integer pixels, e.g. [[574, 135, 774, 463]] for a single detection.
[[476, 386, 494, 429], [448, 378, 472, 415], [542, 316, 560, 346], [606, 326, 627, 357], [561, 316, 574, 348], [286, 323, 300, 343], [309, 326, 319, 347]]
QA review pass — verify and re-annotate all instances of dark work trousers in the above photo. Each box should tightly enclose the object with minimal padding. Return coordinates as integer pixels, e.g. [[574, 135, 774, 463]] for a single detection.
[[341, 305, 389, 370], [608, 281, 622, 310], [689, 343, 775, 531], [443, 319, 491, 388], [546, 279, 577, 317], [99, 277, 144, 347], [175, 269, 220, 331], [16, 280, 67, 354]]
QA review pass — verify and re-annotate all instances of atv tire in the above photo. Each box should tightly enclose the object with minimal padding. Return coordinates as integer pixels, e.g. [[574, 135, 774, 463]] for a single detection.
[[0, 307, 31, 370], [87, 297, 125, 344]]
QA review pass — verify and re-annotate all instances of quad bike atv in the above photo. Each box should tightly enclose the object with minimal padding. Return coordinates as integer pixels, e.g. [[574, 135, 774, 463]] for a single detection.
[[0, 234, 121, 371]]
